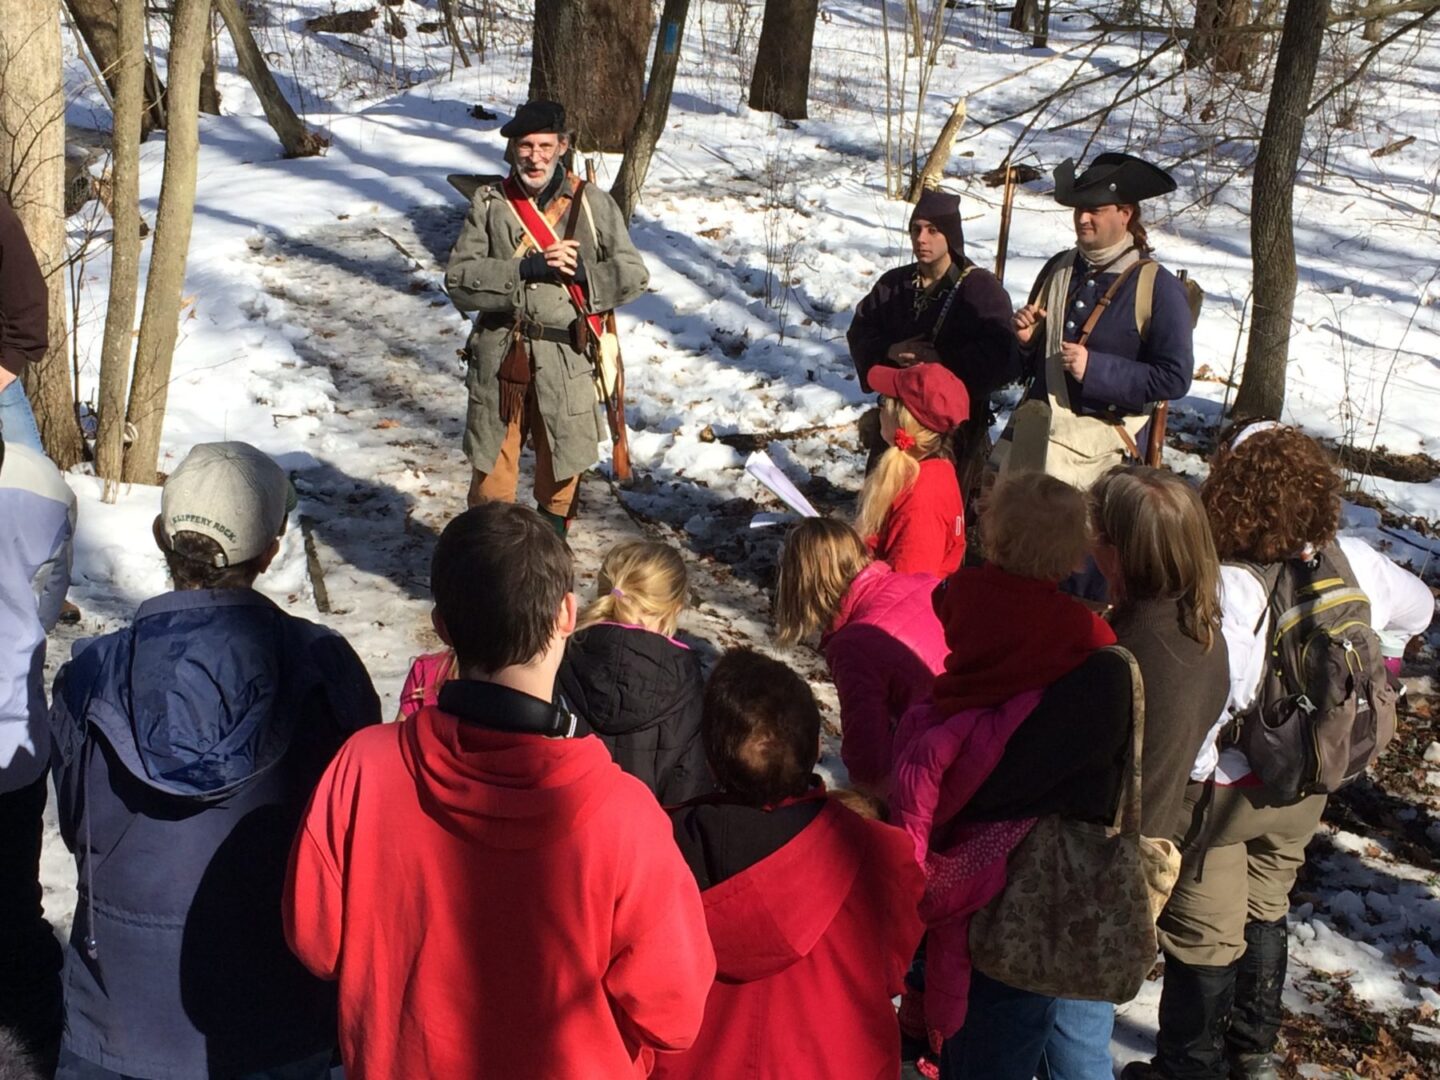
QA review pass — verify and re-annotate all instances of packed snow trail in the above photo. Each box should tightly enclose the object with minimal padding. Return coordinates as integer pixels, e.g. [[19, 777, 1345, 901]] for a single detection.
[[242, 203, 833, 698]]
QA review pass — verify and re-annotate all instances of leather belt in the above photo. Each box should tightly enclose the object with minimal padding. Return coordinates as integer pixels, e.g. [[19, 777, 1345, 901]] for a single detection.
[[481, 313, 574, 344]]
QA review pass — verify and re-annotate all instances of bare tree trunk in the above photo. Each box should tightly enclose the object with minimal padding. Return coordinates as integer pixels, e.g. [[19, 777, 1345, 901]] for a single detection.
[[439, 0, 470, 66], [1234, 0, 1331, 421], [95, 0, 145, 491], [65, 0, 168, 136], [612, 0, 690, 221], [748, 0, 820, 120], [215, 0, 327, 157], [122, 0, 211, 484], [1010, 0, 1037, 33], [1033, 0, 1053, 48], [906, 0, 924, 56], [530, 0, 652, 153], [199, 9, 221, 115], [0, 0, 86, 467]]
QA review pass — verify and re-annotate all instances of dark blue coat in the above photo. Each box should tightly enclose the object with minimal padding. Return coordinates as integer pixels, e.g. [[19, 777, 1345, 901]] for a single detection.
[[47, 588, 380, 1079], [1024, 251, 1194, 418]]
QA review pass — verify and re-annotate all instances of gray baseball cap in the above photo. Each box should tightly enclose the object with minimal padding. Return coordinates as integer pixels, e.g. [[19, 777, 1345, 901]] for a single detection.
[[161, 442, 294, 567]]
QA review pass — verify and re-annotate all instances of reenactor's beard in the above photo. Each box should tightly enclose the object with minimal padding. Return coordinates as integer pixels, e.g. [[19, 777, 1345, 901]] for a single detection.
[[518, 159, 558, 194]]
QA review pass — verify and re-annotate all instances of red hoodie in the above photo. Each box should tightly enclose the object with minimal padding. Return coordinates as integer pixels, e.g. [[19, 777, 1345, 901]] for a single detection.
[[933, 562, 1116, 713], [652, 799, 925, 1080], [284, 705, 716, 1080]]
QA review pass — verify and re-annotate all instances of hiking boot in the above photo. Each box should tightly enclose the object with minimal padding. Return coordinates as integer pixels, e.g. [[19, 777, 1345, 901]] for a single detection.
[[1227, 919, 1287, 1063], [1228, 1052, 1279, 1080], [1120, 1062, 1166, 1080], [1154, 952, 1235, 1079]]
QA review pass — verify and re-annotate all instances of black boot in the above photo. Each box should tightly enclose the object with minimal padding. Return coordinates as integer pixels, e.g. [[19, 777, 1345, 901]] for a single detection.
[[1226, 918, 1286, 1079], [1151, 952, 1235, 1080]]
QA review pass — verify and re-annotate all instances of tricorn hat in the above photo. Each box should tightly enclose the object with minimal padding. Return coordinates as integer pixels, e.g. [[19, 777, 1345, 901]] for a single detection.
[[910, 189, 966, 261], [1052, 152, 1176, 208], [499, 100, 567, 139]]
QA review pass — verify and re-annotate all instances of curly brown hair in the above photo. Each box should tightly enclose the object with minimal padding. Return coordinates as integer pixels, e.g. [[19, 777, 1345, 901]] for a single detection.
[[1201, 426, 1343, 563]]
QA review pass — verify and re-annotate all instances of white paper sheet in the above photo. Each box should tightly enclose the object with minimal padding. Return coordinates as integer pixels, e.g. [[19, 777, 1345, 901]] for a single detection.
[[744, 450, 820, 519]]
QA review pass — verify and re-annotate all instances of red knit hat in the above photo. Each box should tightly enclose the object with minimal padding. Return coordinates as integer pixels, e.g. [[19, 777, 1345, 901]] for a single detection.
[[867, 363, 971, 432]]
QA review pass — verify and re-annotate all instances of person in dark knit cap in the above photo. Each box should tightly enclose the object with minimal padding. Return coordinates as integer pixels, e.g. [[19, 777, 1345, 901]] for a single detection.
[[445, 101, 649, 536], [848, 190, 1018, 490], [997, 152, 1196, 494]]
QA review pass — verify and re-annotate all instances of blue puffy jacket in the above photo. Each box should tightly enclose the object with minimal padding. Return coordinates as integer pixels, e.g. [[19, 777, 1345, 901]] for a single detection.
[[47, 588, 380, 1079]]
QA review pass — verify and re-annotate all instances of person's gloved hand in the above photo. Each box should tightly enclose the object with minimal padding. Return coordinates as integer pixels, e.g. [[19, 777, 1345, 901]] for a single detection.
[[518, 251, 553, 281]]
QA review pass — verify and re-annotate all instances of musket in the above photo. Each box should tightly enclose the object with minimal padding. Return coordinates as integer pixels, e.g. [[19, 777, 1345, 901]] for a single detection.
[[584, 158, 633, 482], [1144, 266, 1196, 468], [1145, 400, 1169, 468], [995, 163, 1018, 285]]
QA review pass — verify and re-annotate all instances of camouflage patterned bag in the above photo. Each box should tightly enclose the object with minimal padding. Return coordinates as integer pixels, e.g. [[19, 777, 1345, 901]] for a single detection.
[[969, 646, 1180, 1002]]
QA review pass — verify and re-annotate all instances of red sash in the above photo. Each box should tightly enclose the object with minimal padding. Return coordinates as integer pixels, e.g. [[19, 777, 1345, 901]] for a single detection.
[[501, 176, 606, 342]]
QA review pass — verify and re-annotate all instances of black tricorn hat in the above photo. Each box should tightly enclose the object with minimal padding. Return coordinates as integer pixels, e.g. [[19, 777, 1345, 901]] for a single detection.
[[1052, 152, 1176, 208], [499, 100, 567, 139]]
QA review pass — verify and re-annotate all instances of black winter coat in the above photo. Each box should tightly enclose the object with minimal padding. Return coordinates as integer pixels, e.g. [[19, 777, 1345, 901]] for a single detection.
[[848, 259, 1020, 414], [557, 624, 713, 805]]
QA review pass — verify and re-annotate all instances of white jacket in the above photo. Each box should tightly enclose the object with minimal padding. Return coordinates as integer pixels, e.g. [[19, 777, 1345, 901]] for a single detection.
[[1193, 535, 1434, 783], [0, 442, 75, 793]]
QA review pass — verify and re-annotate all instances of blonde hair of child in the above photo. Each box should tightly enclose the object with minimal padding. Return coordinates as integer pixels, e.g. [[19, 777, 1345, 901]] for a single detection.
[[576, 541, 688, 637], [774, 518, 871, 647], [982, 470, 1092, 581], [854, 397, 945, 542]]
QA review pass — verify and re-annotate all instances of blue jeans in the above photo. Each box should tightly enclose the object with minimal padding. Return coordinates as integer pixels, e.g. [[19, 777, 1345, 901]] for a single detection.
[[940, 971, 1115, 1080], [0, 377, 43, 451], [56, 1047, 336, 1080], [1044, 998, 1116, 1080]]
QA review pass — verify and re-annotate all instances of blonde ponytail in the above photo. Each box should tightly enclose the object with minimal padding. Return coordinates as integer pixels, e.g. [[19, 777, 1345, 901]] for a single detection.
[[577, 541, 689, 637], [855, 398, 944, 542]]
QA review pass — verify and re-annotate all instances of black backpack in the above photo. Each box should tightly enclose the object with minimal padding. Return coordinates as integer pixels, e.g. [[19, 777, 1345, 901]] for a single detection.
[[1232, 543, 1397, 802]]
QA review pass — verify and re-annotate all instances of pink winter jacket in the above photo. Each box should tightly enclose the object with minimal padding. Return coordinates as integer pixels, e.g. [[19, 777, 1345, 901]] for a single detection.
[[820, 562, 948, 793], [889, 691, 1043, 1038]]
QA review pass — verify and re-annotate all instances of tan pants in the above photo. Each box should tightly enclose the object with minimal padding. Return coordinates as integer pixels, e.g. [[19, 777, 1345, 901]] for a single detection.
[[468, 389, 579, 518], [1157, 783, 1326, 967]]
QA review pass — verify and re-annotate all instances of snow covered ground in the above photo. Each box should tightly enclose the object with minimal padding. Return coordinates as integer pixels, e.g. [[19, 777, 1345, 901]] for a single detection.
[[39, 1, 1440, 1073]]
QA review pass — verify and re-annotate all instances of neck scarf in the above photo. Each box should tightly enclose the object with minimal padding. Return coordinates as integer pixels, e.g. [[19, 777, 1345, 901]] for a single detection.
[[1077, 236, 1136, 271]]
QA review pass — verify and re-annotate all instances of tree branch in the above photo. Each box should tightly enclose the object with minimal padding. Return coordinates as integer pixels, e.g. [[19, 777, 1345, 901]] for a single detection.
[[1307, 6, 1439, 116]]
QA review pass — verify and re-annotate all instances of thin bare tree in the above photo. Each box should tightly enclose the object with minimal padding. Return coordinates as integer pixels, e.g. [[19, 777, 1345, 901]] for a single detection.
[[612, 0, 691, 220], [122, 0, 212, 483], [215, 0, 328, 158], [1234, 0, 1333, 420], [95, 0, 145, 491], [65, 0, 168, 136], [0, 0, 86, 467]]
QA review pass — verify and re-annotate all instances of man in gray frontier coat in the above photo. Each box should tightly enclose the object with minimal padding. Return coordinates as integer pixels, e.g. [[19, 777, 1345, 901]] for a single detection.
[[445, 101, 649, 534]]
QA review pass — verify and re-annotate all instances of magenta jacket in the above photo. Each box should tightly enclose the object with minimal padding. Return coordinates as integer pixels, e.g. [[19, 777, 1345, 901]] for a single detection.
[[820, 562, 948, 793], [889, 691, 1043, 1039]]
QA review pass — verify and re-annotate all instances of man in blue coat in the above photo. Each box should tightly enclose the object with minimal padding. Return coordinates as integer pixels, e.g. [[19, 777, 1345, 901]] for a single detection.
[[47, 442, 380, 1080], [1003, 153, 1195, 491]]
